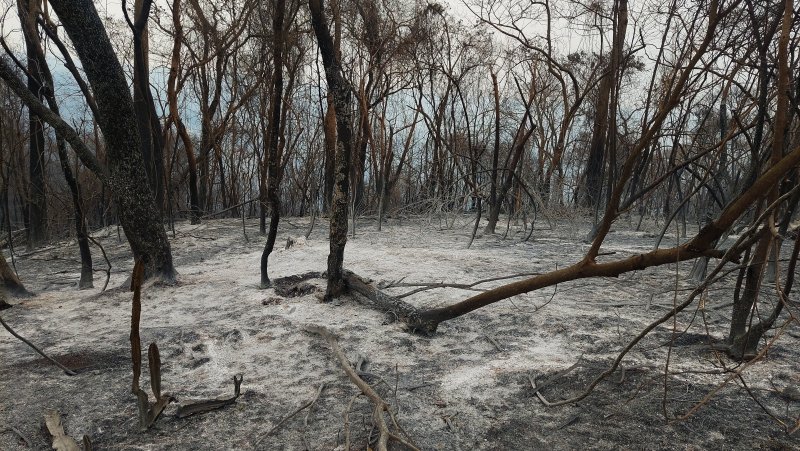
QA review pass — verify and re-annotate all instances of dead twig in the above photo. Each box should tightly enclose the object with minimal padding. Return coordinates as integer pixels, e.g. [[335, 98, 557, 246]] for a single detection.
[[343, 393, 360, 451], [674, 319, 793, 422], [307, 325, 420, 451], [257, 383, 325, 443], [389, 272, 541, 299], [545, 221, 764, 407], [87, 236, 111, 292], [175, 375, 243, 418], [130, 263, 175, 430], [405, 382, 438, 391], [305, 383, 326, 426], [528, 373, 554, 407], [484, 334, 504, 352], [534, 359, 582, 393], [527, 359, 582, 407], [736, 374, 787, 429], [0, 315, 76, 375], [301, 383, 326, 449]]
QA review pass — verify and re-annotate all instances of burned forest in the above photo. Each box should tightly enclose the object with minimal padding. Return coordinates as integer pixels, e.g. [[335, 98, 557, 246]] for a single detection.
[[0, 0, 799, 449]]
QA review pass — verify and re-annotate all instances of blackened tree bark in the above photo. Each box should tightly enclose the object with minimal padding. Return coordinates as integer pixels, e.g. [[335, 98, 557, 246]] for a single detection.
[[309, 0, 354, 299], [260, 0, 286, 288], [45, 0, 175, 280], [124, 0, 165, 212], [726, 0, 793, 360], [17, 0, 48, 248], [15, 0, 92, 287], [583, 0, 627, 212], [688, 89, 730, 282], [322, 93, 336, 212], [484, 72, 501, 234], [485, 78, 536, 234], [56, 140, 93, 289]]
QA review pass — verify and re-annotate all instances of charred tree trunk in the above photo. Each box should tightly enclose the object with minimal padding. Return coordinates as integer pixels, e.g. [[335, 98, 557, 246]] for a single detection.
[[128, 0, 165, 212], [17, 0, 92, 287], [309, 0, 354, 300], [354, 97, 369, 214], [485, 81, 536, 234], [323, 94, 336, 213], [199, 121, 211, 214], [726, 0, 793, 360], [47, 0, 176, 281], [689, 91, 730, 282], [18, 0, 48, 248], [484, 72, 501, 234], [57, 141, 93, 289], [260, 0, 286, 288], [584, 0, 627, 212]]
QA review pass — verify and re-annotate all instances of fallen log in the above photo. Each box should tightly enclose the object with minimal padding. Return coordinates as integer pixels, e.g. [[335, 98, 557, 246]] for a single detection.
[[342, 270, 438, 335]]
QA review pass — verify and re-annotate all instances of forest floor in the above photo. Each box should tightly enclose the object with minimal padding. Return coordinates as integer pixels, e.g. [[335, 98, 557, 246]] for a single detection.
[[1, 213, 799, 450]]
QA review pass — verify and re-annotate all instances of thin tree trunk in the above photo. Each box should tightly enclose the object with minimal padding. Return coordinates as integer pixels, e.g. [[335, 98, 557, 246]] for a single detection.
[[17, 0, 91, 287], [129, 0, 165, 212], [18, 0, 48, 248], [261, 0, 286, 288], [309, 0, 354, 300], [484, 72, 501, 234], [726, 0, 793, 359], [323, 94, 336, 213], [166, 0, 200, 224]]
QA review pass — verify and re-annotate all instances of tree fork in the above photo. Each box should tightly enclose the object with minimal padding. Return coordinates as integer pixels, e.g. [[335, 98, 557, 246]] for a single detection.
[[30, 0, 175, 281]]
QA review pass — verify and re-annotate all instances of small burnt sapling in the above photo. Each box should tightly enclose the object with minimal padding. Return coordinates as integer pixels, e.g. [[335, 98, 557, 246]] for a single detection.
[[129, 260, 174, 430]]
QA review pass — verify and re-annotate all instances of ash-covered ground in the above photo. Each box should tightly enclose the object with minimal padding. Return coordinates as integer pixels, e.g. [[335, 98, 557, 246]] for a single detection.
[[1, 215, 798, 450]]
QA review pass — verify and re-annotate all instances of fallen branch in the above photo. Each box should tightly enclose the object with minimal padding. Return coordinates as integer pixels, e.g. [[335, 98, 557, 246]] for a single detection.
[[307, 325, 419, 451], [200, 198, 258, 219], [484, 334, 504, 352], [534, 359, 582, 393], [380, 272, 541, 299], [176, 375, 244, 418], [414, 136, 800, 331], [528, 373, 554, 407], [0, 314, 76, 375], [544, 222, 759, 407], [342, 270, 436, 335], [257, 383, 325, 443], [527, 359, 582, 407]]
